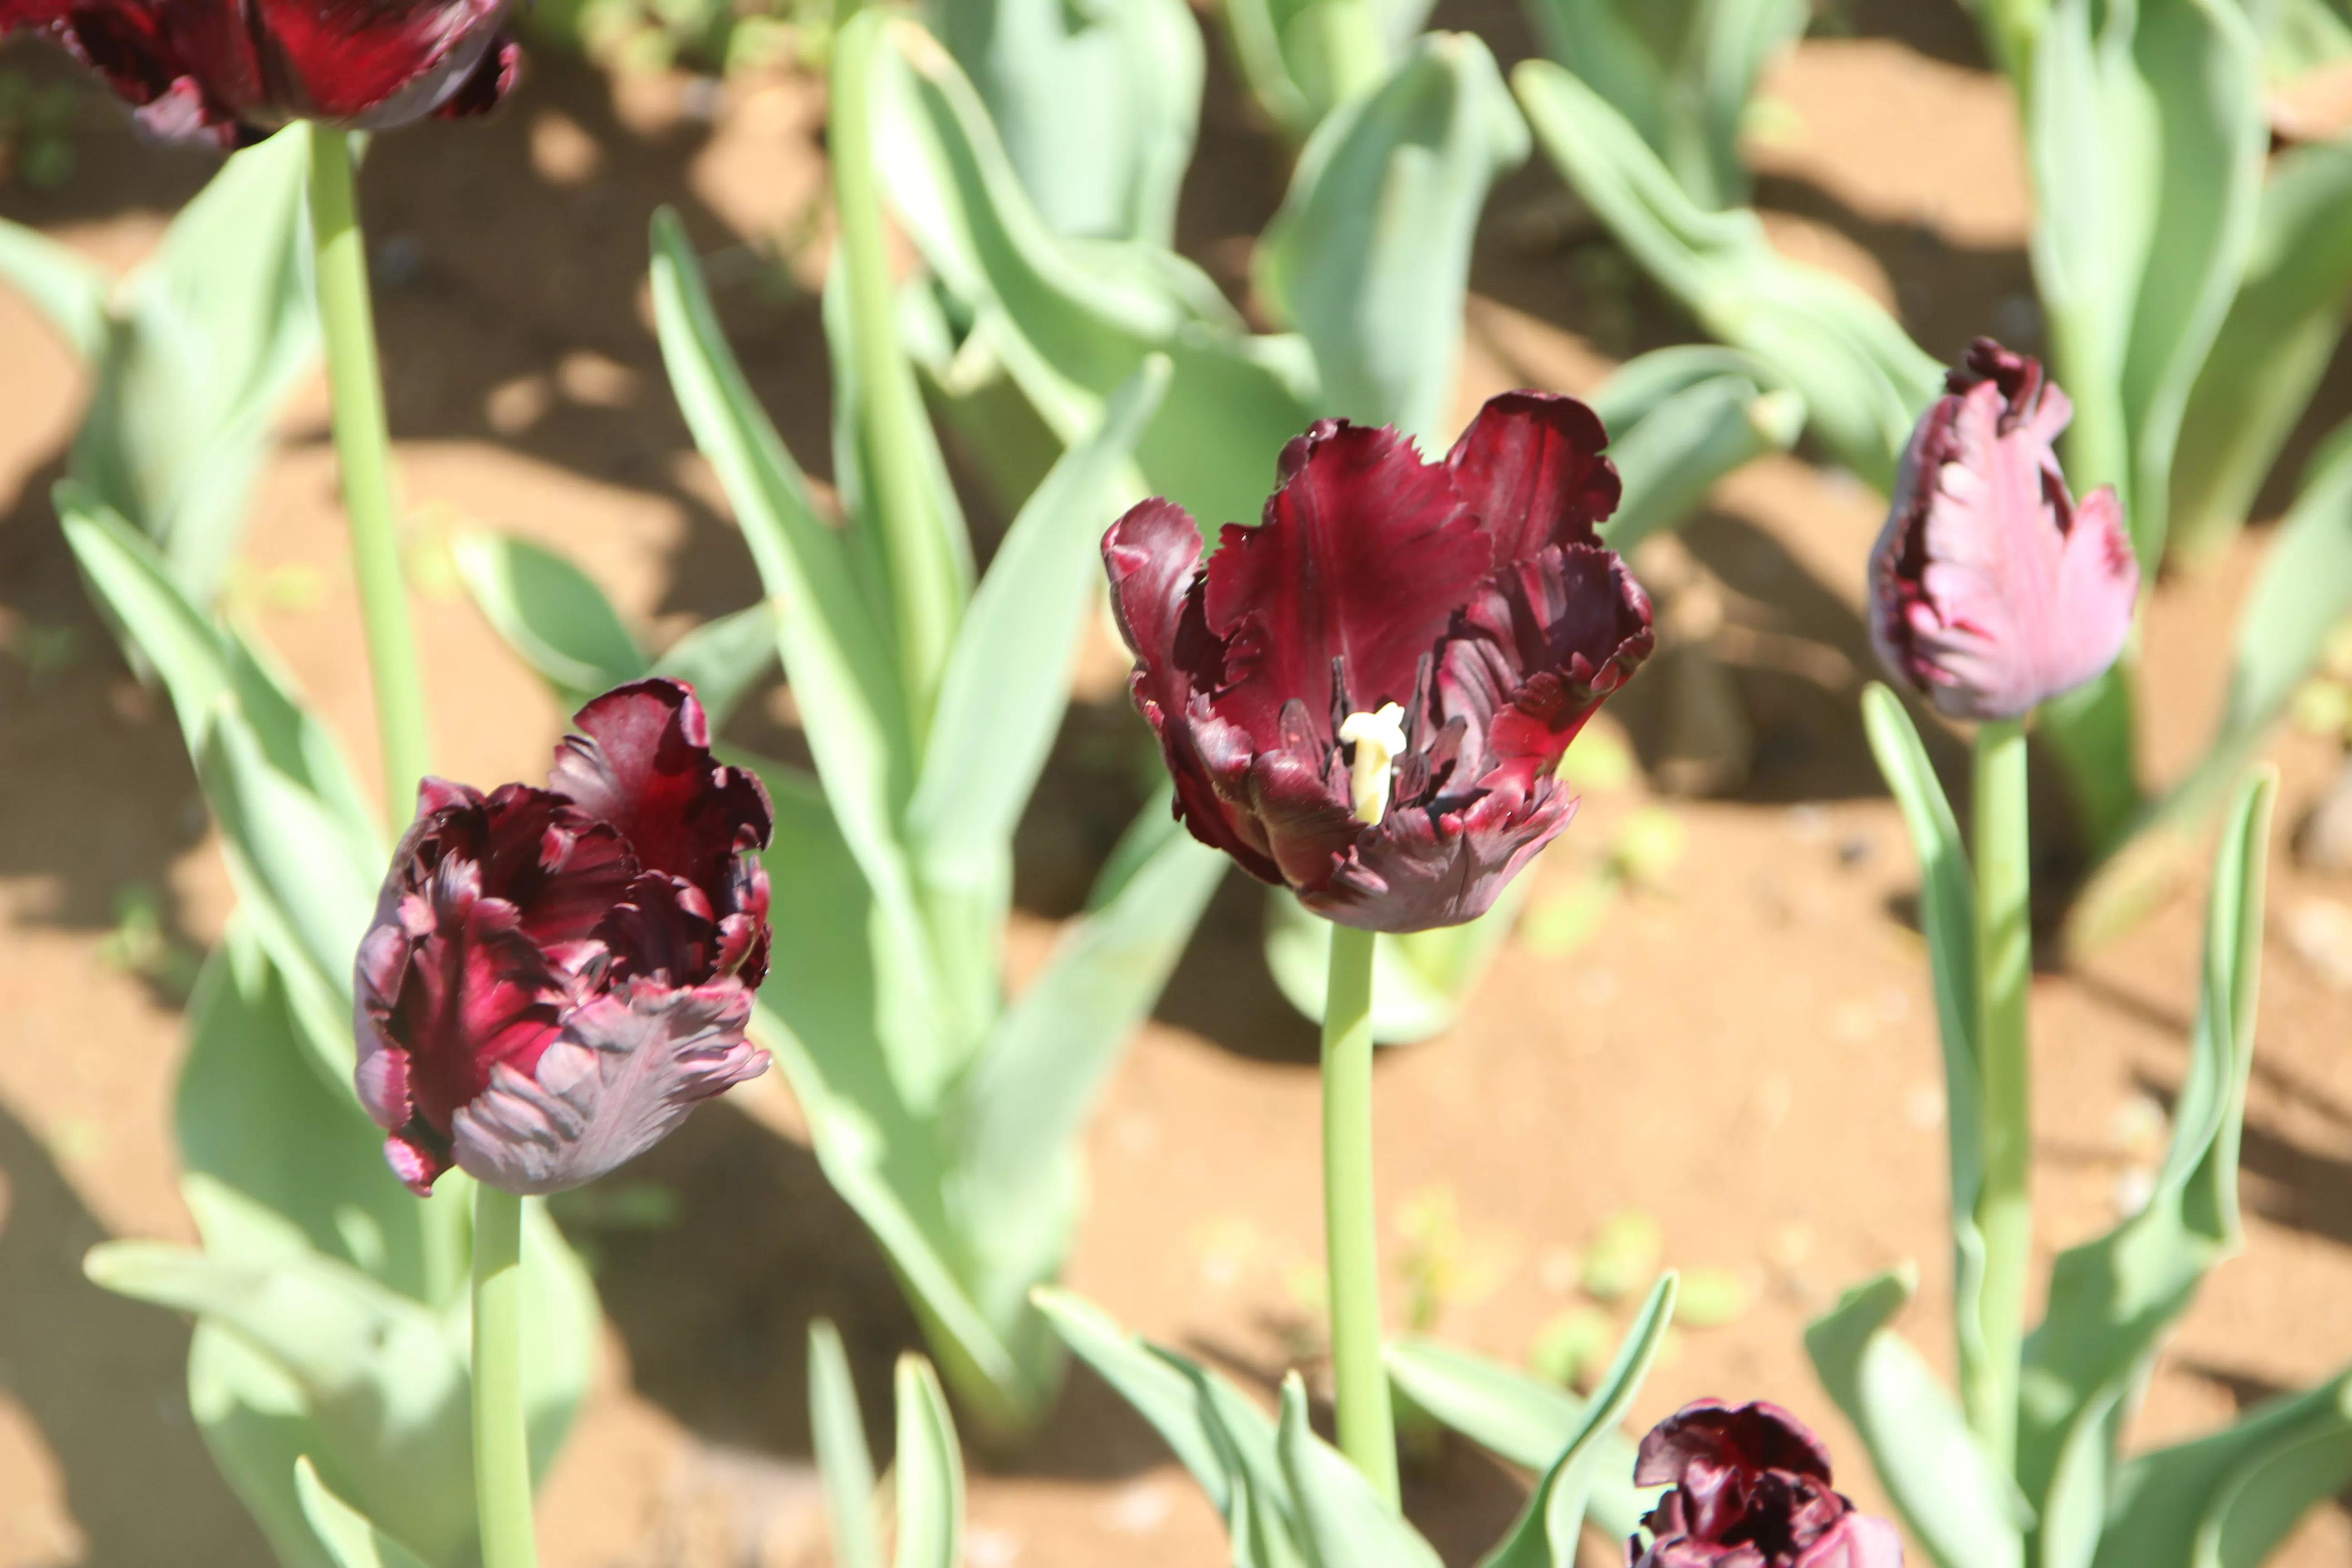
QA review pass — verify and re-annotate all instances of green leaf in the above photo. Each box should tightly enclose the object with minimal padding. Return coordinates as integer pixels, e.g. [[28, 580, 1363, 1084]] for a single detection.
[[810, 1320, 884, 1568], [1859, 685, 1990, 1401], [451, 529, 650, 701], [2019, 769, 2277, 1525], [1481, 1273, 1676, 1568], [0, 213, 111, 359], [1035, 1287, 1309, 1568], [1512, 59, 1941, 490], [2168, 137, 2352, 564], [1381, 1339, 1650, 1543], [651, 208, 955, 1101], [1803, 1269, 2028, 1568], [1525, 0, 1807, 209], [946, 797, 1222, 1323], [2072, 418, 2352, 948], [294, 1458, 433, 1568], [649, 599, 779, 733], [905, 355, 1169, 898], [2097, 1366, 2352, 1568], [1253, 32, 1529, 445], [872, 16, 1322, 533], [1603, 374, 1803, 553], [1275, 1375, 1443, 1568], [891, 1356, 965, 1568], [2027, 0, 2267, 564], [189, 1323, 342, 1568], [1217, 0, 1436, 140], [77, 122, 318, 604], [930, 0, 1203, 245]]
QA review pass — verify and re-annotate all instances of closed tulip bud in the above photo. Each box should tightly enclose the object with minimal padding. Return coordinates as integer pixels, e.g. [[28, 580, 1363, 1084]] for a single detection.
[[0, 0, 519, 148], [1103, 391, 1655, 934], [1869, 338, 2138, 721], [354, 680, 772, 1197], [1630, 1400, 1903, 1568]]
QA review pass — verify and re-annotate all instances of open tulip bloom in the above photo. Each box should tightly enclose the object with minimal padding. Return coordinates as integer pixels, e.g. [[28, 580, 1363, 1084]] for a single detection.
[[1631, 1401, 1902, 1568], [356, 678, 773, 1197], [1104, 389, 1653, 1500], [0, 0, 519, 147]]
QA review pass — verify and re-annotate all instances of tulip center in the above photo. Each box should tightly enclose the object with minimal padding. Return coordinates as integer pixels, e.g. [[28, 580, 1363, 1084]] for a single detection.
[[1338, 703, 1408, 826]]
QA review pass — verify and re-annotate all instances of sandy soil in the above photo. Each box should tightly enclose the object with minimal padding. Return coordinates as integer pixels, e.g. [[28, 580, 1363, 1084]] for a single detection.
[[0, 1, 2348, 1564]]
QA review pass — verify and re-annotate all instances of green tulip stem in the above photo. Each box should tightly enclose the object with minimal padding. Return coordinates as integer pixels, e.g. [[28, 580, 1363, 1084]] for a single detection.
[[1320, 919, 1399, 1509], [307, 127, 429, 830], [472, 1183, 538, 1568], [1968, 716, 2032, 1470]]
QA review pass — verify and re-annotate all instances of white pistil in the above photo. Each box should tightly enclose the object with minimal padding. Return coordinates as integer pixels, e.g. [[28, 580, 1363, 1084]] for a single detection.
[[1338, 703, 1408, 826]]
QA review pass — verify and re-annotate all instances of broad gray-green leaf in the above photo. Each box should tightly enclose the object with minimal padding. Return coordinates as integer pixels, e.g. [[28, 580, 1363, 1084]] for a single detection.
[[1220, 0, 1438, 140], [1036, 1286, 1309, 1568], [905, 355, 1168, 894], [2096, 1366, 2352, 1568], [0, 214, 110, 358], [810, 1320, 883, 1568], [1382, 1339, 1650, 1541], [190, 1322, 343, 1568], [1482, 1273, 1676, 1568], [1604, 375, 1803, 552], [931, 0, 1203, 244], [1859, 684, 1990, 1401], [947, 798, 1221, 1322], [649, 600, 779, 733], [1525, 0, 1808, 210], [652, 208, 956, 1104], [451, 529, 649, 701], [294, 1458, 433, 1568], [2028, 0, 2266, 564], [2168, 137, 2352, 564], [2071, 419, 2352, 948], [873, 16, 1322, 533], [892, 1356, 965, 1568], [1276, 1375, 1443, 1568], [1513, 59, 1940, 489], [1254, 31, 1529, 445], [1803, 1269, 2027, 1568], [2018, 770, 2276, 1521], [80, 122, 317, 603]]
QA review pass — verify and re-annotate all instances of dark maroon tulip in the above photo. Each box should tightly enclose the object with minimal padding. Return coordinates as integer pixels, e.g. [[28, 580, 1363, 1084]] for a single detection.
[[1869, 338, 2137, 722], [1104, 392, 1654, 933], [0, 0, 519, 148], [1630, 1401, 1904, 1568], [354, 679, 773, 1196]]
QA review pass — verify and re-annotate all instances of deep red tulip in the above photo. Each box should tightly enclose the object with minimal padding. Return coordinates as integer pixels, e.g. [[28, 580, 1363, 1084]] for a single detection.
[[0, 0, 519, 148], [1869, 338, 2137, 722], [1103, 392, 1654, 933], [354, 680, 772, 1196], [1630, 1401, 1904, 1568]]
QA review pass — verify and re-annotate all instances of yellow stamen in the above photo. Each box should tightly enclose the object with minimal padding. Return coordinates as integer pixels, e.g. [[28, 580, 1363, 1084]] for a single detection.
[[1338, 703, 1408, 826]]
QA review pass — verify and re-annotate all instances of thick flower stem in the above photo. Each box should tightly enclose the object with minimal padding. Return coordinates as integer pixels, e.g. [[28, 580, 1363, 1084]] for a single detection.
[[472, 1184, 538, 1568], [308, 127, 429, 828], [1968, 717, 2032, 1472], [1320, 921, 1399, 1509]]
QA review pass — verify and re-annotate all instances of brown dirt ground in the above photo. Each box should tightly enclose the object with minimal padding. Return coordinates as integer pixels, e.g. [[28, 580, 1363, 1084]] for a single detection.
[[2, 1, 2349, 1564]]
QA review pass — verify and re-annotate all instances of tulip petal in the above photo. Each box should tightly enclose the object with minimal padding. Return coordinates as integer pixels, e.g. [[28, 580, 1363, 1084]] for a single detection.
[[250, 0, 505, 119], [448, 981, 766, 1196], [1206, 420, 1488, 744], [549, 677, 774, 919], [1444, 389, 1622, 568], [1635, 1400, 1836, 1489]]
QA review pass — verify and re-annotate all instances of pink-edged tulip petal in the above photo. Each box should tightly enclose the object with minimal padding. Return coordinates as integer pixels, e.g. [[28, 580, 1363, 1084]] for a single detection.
[[1870, 338, 2138, 721], [1103, 392, 1654, 932], [1629, 1401, 1901, 1568], [354, 678, 772, 1196], [449, 981, 767, 1196]]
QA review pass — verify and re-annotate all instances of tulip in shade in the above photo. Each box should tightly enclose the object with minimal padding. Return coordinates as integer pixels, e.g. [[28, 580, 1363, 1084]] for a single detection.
[[1631, 1400, 1903, 1568], [1104, 392, 1655, 933], [354, 680, 772, 1196], [1869, 338, 2138, 722], [0, 0, 519, 148]]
